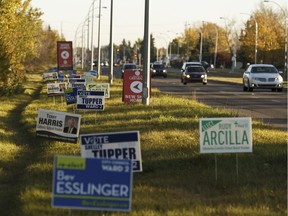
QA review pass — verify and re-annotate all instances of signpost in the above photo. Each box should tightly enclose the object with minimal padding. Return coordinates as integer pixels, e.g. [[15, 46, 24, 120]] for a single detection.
[[52, 155, 133, 212], [199, 117, 252, 182], [80, 131, 142, 172]]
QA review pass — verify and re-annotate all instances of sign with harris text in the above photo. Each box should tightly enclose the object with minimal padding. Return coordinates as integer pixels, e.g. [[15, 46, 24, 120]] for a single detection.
[[52, 155, 133, 212], [57, 41, 73, 70], [36, 109, 81, 143], [200, 117, 252, 153], [80, 131, 142, 172]]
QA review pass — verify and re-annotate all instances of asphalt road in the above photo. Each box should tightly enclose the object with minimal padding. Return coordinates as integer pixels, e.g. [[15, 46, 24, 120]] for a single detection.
[[151, 76, 287, 131], [103, 66, 287, 131]]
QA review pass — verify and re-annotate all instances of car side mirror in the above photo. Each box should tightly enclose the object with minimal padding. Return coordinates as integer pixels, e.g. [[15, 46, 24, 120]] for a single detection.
[[279, 71, 283, 74]]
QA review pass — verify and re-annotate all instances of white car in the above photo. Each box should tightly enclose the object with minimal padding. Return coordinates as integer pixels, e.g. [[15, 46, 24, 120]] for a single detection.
[[243, 64, 283, 92]]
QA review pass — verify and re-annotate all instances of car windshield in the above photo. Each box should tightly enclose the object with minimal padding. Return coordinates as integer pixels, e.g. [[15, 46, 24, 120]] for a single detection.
[[124, 64, 136, 69], [251, 66, 278, 73], [186, 66, 205, 72], [152, 64, 164, 69]]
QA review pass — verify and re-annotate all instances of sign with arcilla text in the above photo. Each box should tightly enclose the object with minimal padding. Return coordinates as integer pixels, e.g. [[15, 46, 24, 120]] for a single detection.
[[200, 117, 252, 153], [80, 131, 142, 172], [52, 155, 133, 212]]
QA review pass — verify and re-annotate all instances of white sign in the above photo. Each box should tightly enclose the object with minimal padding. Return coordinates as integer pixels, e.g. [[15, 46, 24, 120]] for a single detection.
[[80, 131, 142, 172], [86, 83, 110, 98], [200, 117, 252, 153], [36, 109, 81, 143], [47, 82, 66, 96]]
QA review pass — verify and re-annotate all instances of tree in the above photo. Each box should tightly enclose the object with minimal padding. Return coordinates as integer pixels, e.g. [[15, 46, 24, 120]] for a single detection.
[[0, 0, 42, 94]]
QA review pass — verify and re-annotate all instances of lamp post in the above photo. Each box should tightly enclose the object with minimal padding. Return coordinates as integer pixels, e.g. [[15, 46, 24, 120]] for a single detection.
[[264, 0, 287, 74], [97, 0, 103, 79], [108, 0, 114, 84], [240, 13, 258, 64], [213, 26, 218, 68]]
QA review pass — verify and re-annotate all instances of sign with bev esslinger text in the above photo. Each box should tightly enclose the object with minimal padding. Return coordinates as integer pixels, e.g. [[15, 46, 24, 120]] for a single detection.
[[199, 117, 252, 153], [52, 155, 133, 212], [80, 131, 142, 172]]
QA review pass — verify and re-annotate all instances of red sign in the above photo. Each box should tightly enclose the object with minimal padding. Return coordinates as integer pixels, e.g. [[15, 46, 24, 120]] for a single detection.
[[122, 69, 143, 103], [57, 41, 73, 70]]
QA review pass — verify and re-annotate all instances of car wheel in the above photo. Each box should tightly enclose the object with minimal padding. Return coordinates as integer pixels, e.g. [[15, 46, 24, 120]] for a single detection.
[[271, 88, 277, 92], [247, 81, 253, 92], [203, 82, 207, 85], [243, 84, 248, 91], [183, 82, 187, 85], [277, 88, 283, 92], [163, 75, 167, 78]]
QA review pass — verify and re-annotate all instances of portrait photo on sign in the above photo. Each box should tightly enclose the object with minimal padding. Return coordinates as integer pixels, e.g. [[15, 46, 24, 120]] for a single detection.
[[63, 116, 79, 134]]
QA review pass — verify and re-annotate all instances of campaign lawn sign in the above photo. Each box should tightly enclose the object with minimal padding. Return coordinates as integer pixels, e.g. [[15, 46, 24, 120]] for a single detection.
[[36, 109, 81, 143], [80, 131, 142, 172], [43, 72, 58, 82], [200, 117, 252, 153], [64, 88, 77, 105], [86, 83, 110, 98], [80, 74, 94, 83], [52, 155, 133, 212], [47, 82, 67, 97], [77, 90, 105, 110]]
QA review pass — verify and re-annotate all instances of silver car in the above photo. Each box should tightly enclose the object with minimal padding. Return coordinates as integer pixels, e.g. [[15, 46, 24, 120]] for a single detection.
[[243, 64, 283, 92]]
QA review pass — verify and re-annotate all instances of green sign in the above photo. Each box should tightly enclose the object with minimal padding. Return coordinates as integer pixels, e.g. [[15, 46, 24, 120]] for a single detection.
[[200, 117, 252, 153]]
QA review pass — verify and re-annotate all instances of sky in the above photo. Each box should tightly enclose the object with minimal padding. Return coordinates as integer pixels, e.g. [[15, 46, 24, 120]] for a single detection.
[[30, 0, 287, 48]]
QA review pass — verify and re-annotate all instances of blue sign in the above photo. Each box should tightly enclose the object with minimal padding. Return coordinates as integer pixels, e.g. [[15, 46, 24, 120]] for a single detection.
[[80, 131, 142, 172], [65, 88, 77, 105], [77, 90, 105, 110], [52, 155, 133, 212]]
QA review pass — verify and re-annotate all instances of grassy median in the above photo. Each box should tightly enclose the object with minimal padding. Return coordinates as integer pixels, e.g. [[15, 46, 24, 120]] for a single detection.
[[0, 71, 286, 216]]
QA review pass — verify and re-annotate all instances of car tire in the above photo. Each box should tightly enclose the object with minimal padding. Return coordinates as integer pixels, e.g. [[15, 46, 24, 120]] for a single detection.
[[183, 82, 187, 85], [203, 82, 207, 85], [243, 84, 248, 91], [247, 82, 253, 92], [277, 88, 283, 92]]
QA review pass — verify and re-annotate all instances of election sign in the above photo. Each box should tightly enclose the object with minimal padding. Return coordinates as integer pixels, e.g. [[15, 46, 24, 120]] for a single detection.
[[77, 90, 105, 110], [43, 72, 58, 82], [36, 109, 81, 143], [47, 82, 66, 97], [64, 88, 77, 105], [80, 131, 142, 172], [86, 83, 110, 98], [52, 155, 133, 212], [122, 70, 143, 103], [200, 117, 252, 153], [57, 41, 73, 70]]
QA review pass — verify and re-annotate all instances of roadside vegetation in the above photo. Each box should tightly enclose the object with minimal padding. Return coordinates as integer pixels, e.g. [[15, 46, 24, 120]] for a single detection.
[[0, 71, 286, 216]]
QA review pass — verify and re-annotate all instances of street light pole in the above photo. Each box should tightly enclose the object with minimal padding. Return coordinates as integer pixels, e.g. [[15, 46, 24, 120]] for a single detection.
[[213, 26, 218, 67], [97, 0, 102, 79], [108, 0, 114, 84], [264, 0, 287, 74]]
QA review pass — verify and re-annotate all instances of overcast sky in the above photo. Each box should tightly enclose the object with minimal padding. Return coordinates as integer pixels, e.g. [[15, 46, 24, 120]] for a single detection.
[[31, 0, 287, 47]]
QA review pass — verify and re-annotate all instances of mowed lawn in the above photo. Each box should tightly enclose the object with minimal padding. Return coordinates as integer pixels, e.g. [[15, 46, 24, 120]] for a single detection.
[[0, 71, 286, 216]]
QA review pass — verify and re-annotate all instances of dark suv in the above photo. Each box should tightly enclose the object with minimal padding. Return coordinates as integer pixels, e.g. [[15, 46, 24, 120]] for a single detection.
[[150, 63, 167, 78]]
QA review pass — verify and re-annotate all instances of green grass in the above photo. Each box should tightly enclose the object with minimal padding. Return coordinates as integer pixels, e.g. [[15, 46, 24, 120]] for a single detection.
[[0, 71, 286, 216]]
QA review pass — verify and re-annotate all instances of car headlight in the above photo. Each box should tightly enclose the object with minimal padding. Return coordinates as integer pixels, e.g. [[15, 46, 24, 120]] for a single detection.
[[186, 74, 190, 78], [275, 76, 283, 82], [163, 70, 167, 73], [153, 69, 156, 73], [201, 75, 205, 78]]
